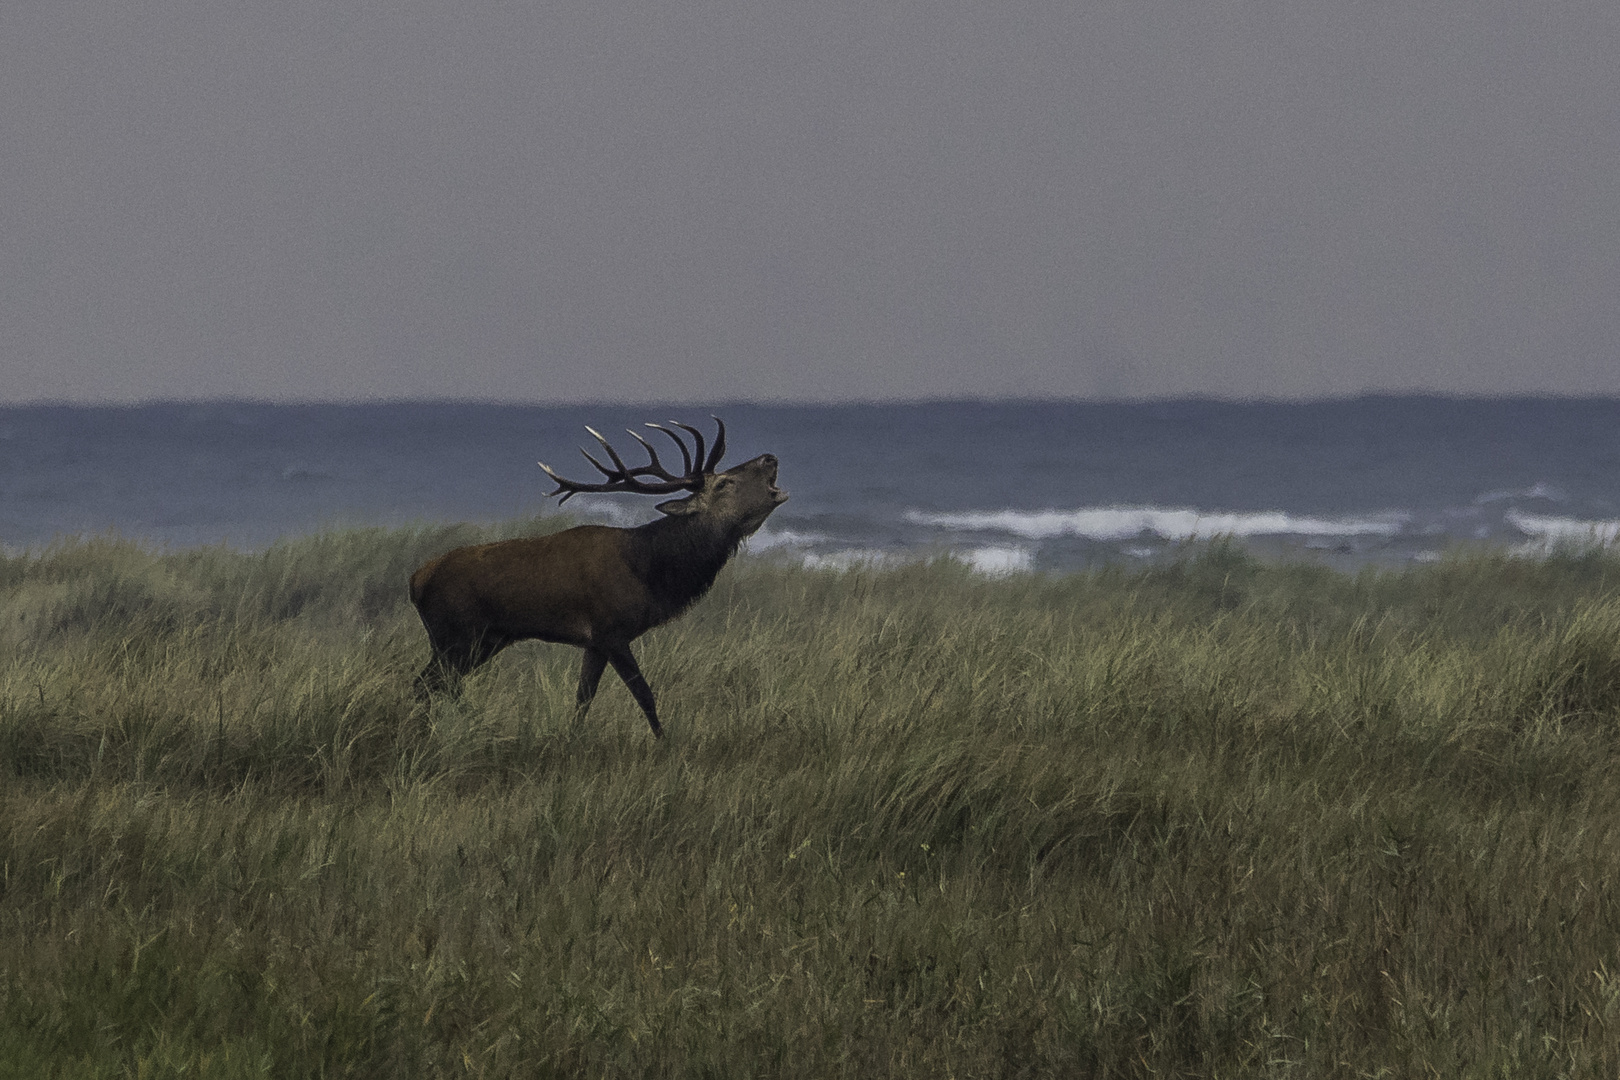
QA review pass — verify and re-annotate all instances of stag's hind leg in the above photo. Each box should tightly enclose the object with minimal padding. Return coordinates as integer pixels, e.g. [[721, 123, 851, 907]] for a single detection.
[[413, 633, 508, 701]]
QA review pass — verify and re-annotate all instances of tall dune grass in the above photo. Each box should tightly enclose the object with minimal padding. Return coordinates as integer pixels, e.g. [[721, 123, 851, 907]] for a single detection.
[[4, 525, 1620, 1076]]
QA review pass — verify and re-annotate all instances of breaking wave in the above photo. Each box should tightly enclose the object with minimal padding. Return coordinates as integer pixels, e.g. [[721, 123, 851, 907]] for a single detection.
[[1506, 511, 1620, 548], [905, 506, 1409, 542]]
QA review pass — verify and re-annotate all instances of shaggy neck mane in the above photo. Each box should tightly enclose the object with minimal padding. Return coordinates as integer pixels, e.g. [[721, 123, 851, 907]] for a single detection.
[[628, 512, 743, 613]]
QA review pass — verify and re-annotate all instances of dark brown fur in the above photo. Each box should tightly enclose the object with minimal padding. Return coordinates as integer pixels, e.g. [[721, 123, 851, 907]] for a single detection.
[[410, 451, 785, 737]]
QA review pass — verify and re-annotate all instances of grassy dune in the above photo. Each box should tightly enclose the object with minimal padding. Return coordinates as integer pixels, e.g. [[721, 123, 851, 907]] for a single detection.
[[5, 523, 1620, 1076]]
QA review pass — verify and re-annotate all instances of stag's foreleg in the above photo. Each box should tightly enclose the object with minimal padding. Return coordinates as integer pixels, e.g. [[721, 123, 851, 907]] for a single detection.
[[605, 645, 663, 738]]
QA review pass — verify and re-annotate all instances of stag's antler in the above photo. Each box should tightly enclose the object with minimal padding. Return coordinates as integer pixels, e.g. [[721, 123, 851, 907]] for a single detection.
[[539, 417, 728, 504]]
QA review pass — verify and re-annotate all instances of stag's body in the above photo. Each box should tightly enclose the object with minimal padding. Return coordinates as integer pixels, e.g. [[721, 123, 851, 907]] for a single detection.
[[410, 419, 784, 737]]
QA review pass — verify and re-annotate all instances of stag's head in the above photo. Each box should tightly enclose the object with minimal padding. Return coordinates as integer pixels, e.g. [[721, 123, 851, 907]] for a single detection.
[[539, 417, 787, 539]]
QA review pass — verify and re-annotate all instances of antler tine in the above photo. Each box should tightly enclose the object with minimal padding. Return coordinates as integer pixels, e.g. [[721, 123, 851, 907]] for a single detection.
[[538, 461, 581, 504], [670, 421, 707, 476], [625, 428, 684, 482], [704, 415, 727, 473], [578, 447, 617, 479], [645, 423, 694, 477], [585, 426, 635, 479]]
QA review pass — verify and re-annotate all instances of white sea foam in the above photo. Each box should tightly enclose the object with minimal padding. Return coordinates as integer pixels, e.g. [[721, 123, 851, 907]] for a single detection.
[[1475, 482, 1566, 504], [905, 506, 1407, 542], [1506, 511, 1620, 547], [793, 544, 1034, 577], [745, 527, 829, 552], [957, 545, 1034, 577], [800, 548, 906, 572], [572, 500, 648, 528]]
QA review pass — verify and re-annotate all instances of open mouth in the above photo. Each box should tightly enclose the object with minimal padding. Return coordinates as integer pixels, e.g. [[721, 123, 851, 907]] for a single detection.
[[763, 461, 787, 502]]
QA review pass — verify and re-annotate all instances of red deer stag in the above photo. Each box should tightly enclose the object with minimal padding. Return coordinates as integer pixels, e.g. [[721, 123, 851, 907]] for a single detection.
[[409, 417, 786, 737]]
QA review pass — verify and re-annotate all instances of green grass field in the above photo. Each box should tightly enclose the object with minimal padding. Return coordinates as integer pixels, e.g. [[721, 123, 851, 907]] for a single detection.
[[5, 522, 1620, 1076]]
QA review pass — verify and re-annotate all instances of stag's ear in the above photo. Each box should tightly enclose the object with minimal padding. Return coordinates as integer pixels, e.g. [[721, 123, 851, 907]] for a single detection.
[[655, 493, 701, 516]]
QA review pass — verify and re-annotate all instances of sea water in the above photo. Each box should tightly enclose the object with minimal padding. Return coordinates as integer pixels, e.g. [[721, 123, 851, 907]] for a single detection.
[[3, 398, 1619, 573]]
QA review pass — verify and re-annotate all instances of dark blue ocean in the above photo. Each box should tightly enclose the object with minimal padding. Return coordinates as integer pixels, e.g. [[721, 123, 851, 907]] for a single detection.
[[4, 398, 1620, 572]]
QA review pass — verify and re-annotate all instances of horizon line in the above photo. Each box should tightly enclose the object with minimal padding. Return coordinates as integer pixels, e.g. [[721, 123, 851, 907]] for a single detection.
[[5, 390, 1620, 409]]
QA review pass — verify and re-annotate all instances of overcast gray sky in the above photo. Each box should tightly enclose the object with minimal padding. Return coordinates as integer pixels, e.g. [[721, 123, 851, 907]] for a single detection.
[[3, 0, 1616, 403]]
